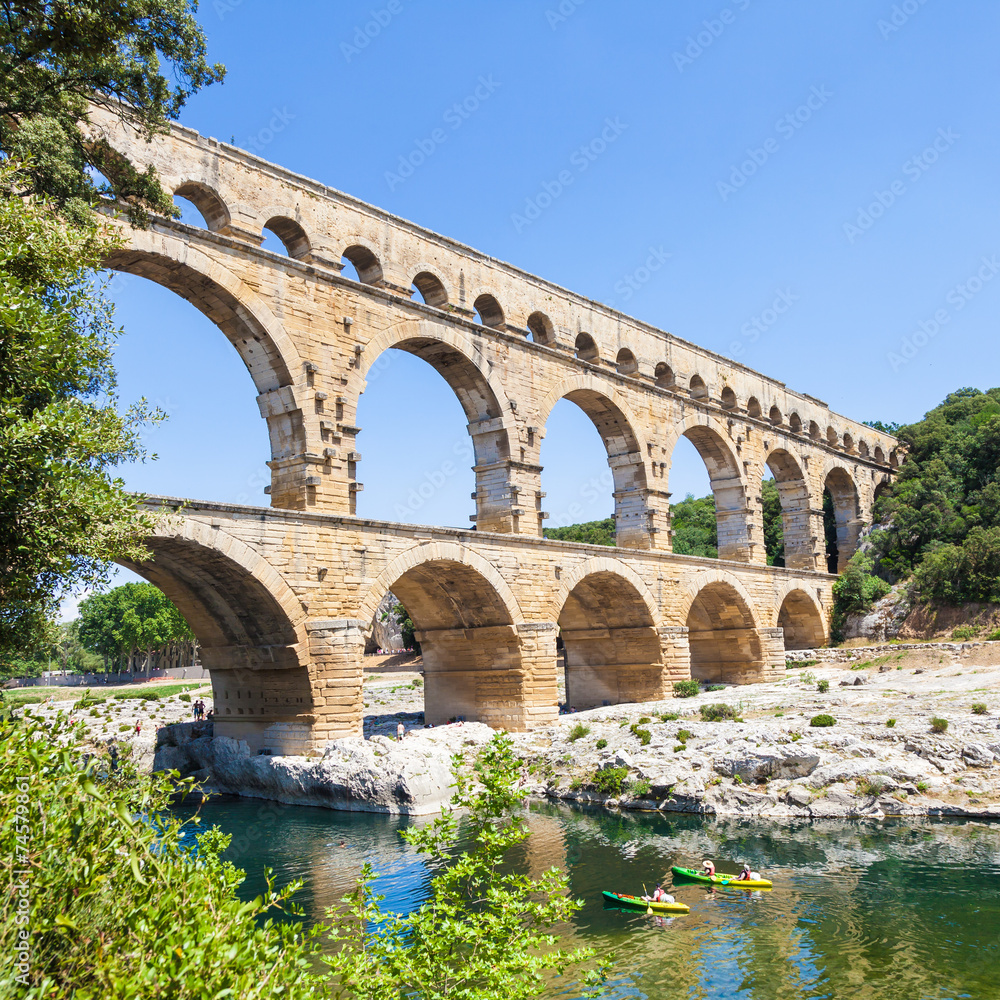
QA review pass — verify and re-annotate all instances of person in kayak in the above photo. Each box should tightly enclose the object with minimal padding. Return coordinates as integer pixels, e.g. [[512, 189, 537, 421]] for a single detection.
[[702, 860, 716, 878], [736, 864, 761, 881], [643, 884, 675, 904]]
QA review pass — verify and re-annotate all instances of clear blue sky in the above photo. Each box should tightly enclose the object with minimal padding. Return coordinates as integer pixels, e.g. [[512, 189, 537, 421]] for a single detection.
[[103, 0, 1000, 586]]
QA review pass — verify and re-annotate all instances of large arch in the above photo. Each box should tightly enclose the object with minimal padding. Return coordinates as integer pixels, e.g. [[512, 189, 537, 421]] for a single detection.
[[119, 516, 311, 753], [777, 588, 827, 650], [353, 320, 519, 531], [358, 543, 529, 728], [667, 416, 751, 563], [557, 562, 663, 710], [684, 577, 768, 685], [536, 376, 653, 549], [104, 226, 310, 509]]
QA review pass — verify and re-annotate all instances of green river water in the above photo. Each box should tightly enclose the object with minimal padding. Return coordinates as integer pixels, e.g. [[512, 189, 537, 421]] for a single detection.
[[174, 798, 1000, 999]]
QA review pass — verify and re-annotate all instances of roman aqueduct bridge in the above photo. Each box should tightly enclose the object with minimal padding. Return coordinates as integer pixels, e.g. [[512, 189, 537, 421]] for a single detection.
[[96, 108, 900, 753]]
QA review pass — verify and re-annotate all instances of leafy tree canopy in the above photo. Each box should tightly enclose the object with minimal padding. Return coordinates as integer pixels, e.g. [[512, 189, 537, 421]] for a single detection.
[[77, 581, 192, 664], [0, 174, 157, 656], [870, 387, 1000, 596], [670, 493, 718, 559], [1, 0, 225, 225], [544, 516, 616, 546]]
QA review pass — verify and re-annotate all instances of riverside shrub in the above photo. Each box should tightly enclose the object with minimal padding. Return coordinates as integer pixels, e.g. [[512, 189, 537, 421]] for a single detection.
[[1, 717, 607, 998], [810, 714, 836, 727], [673, 679, 700, 698]]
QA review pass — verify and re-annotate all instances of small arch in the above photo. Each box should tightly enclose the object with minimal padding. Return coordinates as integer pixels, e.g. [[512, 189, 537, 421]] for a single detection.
[[686, 580, 764, 684], [616, 348, 638, 375], [527, 311, 555, 345], [411, 270, 449, 307], [809, 421, 821, 440], [824, 466, 861, 573], [473, 293, 504, 329], [874, 445, 885, 464], [858, 439, 870, 457], [826, 426, 838, 446], [789, 411, 802, 433], [747, 397, 762, 418], [173, 181, 230, 232], [262, 216, 310, 259], [889, 450, 900, 468], [689, 374, 708, 399], [668, 418, 750, 562], [654, 362, 674, 388], [778, 590, 827, 650], [341, 244, 383, 285], [769, 405, 783, 426], [843, 432, 854, 452], [558, 568, 661, 710], [575, 332, 600, 363], [764, 449, 812, 570], [721, 386, 737, 411], [873, 477, 891, 504]]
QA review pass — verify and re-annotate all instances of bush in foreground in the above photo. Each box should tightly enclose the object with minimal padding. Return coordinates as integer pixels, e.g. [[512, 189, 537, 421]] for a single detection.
[[673, 679, 699, 698], [930, 717, 949, 733], [1, 717, 608, 998], [699, 703, 741, 722]]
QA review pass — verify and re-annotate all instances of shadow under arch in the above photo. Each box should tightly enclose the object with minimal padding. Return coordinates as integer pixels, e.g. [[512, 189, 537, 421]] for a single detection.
[[777, 588, 827, 650], [667, 416, 751, 562], [557, 561, 663, 710], [536, 376, 652, 549], [353, 320, 518, 531], [104, 227, 308, 507], [762, 448, 814, 570], [119, 515, 310, 752], [684, 578, 767, 684], [358, 544, 530, 728]]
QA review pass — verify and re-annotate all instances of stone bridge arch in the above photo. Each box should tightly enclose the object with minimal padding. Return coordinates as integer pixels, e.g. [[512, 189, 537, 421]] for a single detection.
[[536, 375, 661, 549], [666, 414, 752, 563], [754, 447, 818, 571], [678, 570, 782, 685], [775, 586, 828, 650], [119, 516, 311, 752], [351, 319, 522, 531], [357, 541, 537, 729], [104, 227, 315, 510], [554, 557, 664, 710]]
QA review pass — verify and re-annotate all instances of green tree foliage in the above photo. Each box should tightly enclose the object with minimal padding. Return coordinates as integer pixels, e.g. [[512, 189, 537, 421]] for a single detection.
[[761, 478, 785, 566], [324, 734, 605, 998], [1, 0, 224, 225], [669, 493, 717, 558], [77, 582, 193, 671], [1, 721, 606, 998], [544, 516, 616, 546], [391, 602, 418, 650], [870, 387, 1000, 602], [830, 550, 892, 643], [0, 174, 159, 656], [0, 714, 328, 997]]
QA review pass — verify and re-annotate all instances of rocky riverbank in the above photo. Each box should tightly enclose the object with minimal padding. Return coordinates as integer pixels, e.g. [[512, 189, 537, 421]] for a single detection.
[[148, 646, 1000, 819]]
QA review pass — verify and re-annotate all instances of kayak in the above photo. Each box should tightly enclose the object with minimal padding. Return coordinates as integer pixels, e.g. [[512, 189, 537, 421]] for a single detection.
[[671, 866, 772, 889], [602, 890, 690, 914]]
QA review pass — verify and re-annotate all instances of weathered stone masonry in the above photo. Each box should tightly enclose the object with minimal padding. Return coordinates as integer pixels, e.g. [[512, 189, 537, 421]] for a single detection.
[[94, 108, 900, 753]]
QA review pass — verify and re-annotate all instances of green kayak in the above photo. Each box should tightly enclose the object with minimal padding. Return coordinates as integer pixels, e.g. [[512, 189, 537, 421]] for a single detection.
[[602, 890, 690, 914], [671, 866, 772, 888]]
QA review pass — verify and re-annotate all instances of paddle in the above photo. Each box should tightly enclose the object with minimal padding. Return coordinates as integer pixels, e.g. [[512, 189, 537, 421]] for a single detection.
[[642, 882, 653, 914]]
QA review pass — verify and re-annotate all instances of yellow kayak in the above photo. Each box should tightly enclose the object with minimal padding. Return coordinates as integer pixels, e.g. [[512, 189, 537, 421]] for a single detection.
[[602, 890, 690, 914], [671, 865, 772, 889]]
